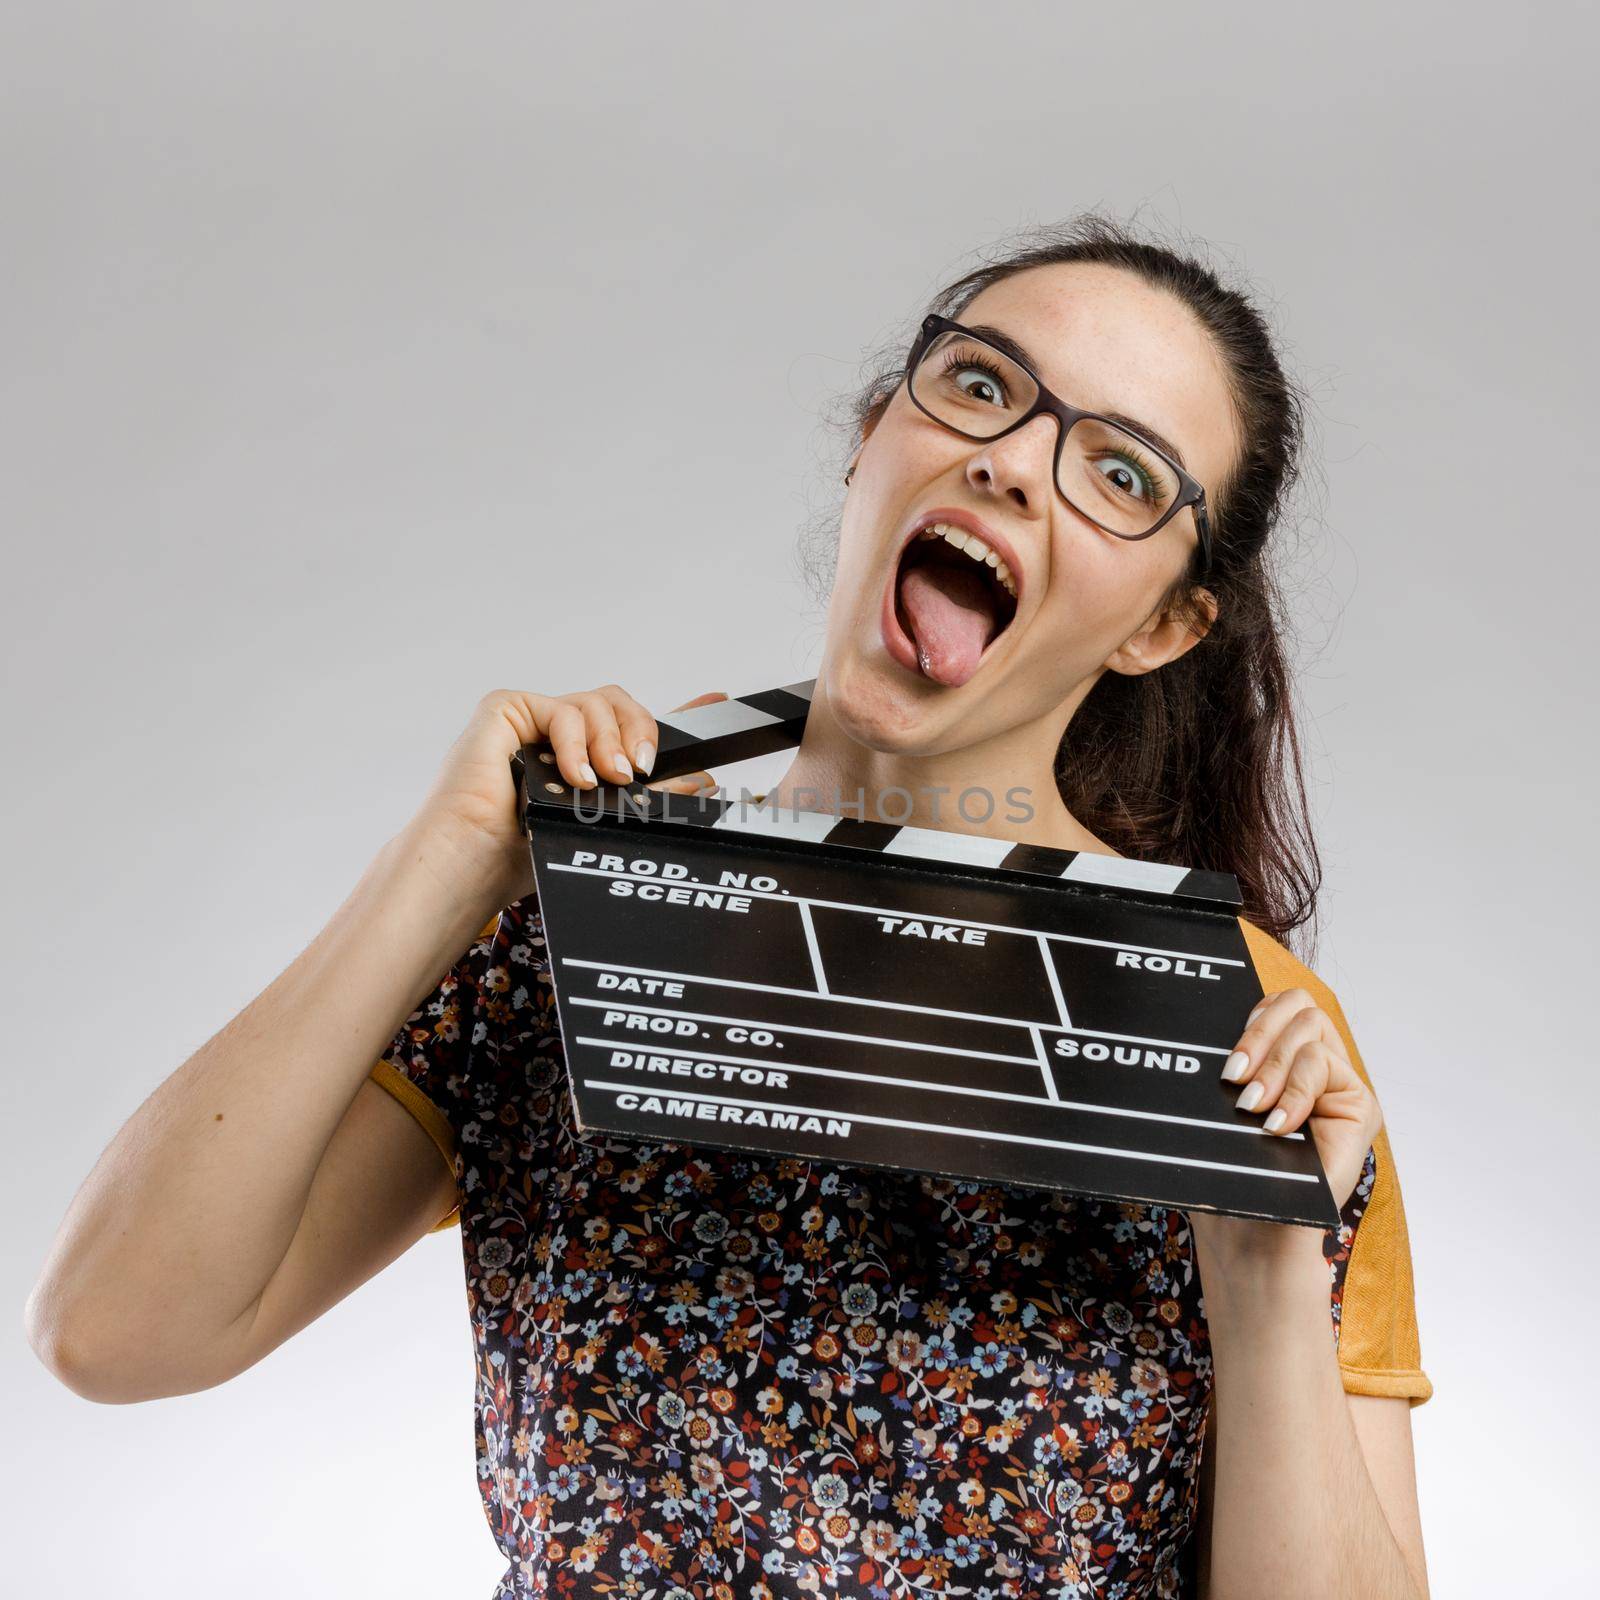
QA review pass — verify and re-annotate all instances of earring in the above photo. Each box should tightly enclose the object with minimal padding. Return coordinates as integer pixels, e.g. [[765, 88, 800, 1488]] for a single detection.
[[843, 465, 855, 486]]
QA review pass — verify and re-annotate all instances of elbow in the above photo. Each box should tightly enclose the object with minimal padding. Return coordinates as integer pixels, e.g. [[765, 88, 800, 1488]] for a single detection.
[[24, 1277, 192, 1405], [25, 1279, 122, 1402]]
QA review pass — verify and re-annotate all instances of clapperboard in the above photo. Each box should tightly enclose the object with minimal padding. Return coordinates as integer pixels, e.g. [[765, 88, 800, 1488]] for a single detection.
[[511, 680, 1338, 1228]]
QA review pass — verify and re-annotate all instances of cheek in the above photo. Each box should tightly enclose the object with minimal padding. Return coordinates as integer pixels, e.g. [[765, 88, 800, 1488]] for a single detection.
[[831, 414, 950, 587], [855, 402, 963, 509], [1034, 525, 1171, 659], [829, 503, 881, 604]]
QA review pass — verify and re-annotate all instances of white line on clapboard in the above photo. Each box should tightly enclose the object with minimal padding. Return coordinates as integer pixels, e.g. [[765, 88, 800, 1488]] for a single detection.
[[1027, 1025, 1060, 1103], [582, 1081, 1320, 1183], [574, 1033, 1299, 1138], [563, 958, 1231, 1059], [545, 863, 1246, 967], [1038, 933, 1073, 1029], [796, 900, 829, 996]]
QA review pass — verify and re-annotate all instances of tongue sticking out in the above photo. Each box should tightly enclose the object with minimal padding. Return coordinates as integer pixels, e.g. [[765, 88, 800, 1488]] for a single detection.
[[899, 559, 1000, 688]]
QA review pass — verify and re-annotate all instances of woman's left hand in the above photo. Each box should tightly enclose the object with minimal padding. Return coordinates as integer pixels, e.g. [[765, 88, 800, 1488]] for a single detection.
[[1190, 987, 1384, 1260]]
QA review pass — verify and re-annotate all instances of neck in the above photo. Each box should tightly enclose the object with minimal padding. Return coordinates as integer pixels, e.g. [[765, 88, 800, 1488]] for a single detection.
[[761, 680, 1119, 857]]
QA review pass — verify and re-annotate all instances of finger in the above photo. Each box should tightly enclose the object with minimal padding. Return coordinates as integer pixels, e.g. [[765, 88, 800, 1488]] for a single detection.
[[544, 701, 599, 788], [477, 688, 557, 750], [578, 690, 634, 784], [1269, 1043, 1371, 1136], [596, 684, 660, 777], [652, 690, 731, 773], [1220, 986, 1314, 1085], [669, 691, 730, 713], [645, 769, 719, 795], [1230, 1001, 1325, 1116], [1261, 1042, 1335, 1134]]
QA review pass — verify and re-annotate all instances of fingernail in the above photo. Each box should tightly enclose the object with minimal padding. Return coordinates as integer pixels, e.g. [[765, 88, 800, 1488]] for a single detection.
[[1263, 1108, 1288, 1134], [1221, 1050, 1250, 1082], [635, 741, 655, 775], [578, 762, 597, 786], [1235, 1081, 1266, 1112], [613, 754, 633, 781]]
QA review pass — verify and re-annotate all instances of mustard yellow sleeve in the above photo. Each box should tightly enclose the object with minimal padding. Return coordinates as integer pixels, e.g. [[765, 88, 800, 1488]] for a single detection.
[[369, 1055, 461, 1234], [1238, 920, 1433, 1406], [365, 909, 502, 1235]]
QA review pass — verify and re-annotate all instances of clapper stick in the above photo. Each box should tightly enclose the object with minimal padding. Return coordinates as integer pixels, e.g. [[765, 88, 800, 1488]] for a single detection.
[[510, 680, 1339, 1228], [642, 680, 818, 783]]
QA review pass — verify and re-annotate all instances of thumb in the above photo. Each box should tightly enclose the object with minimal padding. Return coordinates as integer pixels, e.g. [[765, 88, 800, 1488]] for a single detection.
[[668, 690, 730, 713]]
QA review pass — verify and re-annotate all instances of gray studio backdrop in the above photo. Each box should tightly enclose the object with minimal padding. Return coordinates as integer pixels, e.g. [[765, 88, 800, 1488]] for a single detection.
[[4, 5, 1593, 1595]]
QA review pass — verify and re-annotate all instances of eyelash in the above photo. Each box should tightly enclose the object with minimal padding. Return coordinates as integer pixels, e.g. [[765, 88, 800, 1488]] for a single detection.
[[1105, 442, 1167, 502], [939, 347, 1010, 393]]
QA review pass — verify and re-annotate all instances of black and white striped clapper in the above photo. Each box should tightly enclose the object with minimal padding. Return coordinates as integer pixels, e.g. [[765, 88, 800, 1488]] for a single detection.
[[511, 680, 1338, 1228]]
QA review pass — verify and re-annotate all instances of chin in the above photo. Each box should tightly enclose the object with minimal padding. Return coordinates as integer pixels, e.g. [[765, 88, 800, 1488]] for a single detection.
[[820, 641, 952, 756]]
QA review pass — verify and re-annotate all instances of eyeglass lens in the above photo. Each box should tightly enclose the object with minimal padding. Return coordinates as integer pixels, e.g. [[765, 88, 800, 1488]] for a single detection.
[[909, 330, 1181, 538]]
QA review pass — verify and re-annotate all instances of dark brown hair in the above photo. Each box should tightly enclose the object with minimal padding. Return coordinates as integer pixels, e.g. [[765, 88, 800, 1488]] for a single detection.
[[805, 212, 1324, 953]]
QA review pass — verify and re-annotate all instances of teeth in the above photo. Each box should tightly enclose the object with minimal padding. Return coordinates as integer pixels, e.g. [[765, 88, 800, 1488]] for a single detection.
[[915, 522, 1018, 599]]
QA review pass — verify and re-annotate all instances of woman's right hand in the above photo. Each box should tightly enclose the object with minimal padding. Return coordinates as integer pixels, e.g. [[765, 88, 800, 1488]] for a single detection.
[[406, 684, 727, 909]]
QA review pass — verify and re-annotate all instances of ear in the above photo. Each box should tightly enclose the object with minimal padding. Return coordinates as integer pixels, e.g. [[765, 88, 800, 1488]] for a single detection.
[[1104, 585, 1218, 677]]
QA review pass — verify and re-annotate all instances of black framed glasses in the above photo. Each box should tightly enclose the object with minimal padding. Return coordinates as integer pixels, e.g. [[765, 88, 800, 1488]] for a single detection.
[[904, 314, 1213, 578]]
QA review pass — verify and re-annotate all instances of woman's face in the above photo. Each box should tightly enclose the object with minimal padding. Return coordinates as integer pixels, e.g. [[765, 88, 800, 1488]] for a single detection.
[[821, 262, 1242, 762]]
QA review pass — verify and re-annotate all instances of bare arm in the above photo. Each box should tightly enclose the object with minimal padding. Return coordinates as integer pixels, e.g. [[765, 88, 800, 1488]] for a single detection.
[[23, 821, 505, 1402], [24, 685, 722, 1404], [1195, 1230, 1429, 1599], [1192, 980, 1429, 1597]]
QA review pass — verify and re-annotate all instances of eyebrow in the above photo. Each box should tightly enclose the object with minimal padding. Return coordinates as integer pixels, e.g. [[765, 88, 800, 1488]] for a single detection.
[[964, 322, 1191, 472]]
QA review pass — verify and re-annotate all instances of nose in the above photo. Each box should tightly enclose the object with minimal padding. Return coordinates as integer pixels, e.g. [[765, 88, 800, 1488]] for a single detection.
[[963, 414, 1059, 516]]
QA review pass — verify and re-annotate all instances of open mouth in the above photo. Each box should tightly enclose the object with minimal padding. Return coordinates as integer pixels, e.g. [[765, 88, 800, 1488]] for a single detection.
[[889, 520, 1021, 689]]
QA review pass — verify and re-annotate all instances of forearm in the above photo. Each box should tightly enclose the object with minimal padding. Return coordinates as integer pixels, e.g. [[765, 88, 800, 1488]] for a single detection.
[[1197, 1227, 1425, 1600], [27, 820, 506, 1387]]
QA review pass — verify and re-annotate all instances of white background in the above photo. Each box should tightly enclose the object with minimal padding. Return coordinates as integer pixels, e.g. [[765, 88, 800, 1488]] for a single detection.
[[5, 4, 1593, 1594]]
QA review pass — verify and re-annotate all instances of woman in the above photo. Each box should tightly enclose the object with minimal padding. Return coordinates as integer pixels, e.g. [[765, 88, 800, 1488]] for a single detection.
[[28, 216, 1431, 1598]]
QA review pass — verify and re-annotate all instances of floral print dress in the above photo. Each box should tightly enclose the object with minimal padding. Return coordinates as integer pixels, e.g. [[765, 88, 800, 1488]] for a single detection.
[[369, 888, 1429, 1599]]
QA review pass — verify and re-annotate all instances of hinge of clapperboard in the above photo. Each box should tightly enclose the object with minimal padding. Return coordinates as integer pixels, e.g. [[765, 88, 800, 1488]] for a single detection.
[[511, 678, 1244, 914]]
